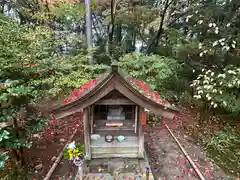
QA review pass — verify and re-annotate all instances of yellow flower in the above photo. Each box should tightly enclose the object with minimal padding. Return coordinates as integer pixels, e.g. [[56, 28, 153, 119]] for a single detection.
[[74, 149, 79, 153]]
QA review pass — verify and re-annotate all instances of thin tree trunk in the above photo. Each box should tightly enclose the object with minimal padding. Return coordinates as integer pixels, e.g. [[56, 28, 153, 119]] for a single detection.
[[107, 0, 116, 57], [12, 117, 25, 166], [115, 25, 122, 45], [146, 0, 172, 54], [85, 0, 93, 64]]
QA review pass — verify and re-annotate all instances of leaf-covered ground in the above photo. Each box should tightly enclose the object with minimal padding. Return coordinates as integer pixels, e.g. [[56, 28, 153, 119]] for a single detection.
[[145, 105, 235, 180], [24, 112, 83, 179]]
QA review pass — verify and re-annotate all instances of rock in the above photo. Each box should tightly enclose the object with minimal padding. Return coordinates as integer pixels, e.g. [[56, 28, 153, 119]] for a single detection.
[[60, 138, 65, 142], [51, 156, 57, 161], [35, 163, 43, 170]]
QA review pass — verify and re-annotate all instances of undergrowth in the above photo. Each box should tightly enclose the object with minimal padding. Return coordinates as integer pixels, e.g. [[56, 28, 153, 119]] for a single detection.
[[186, 120, 240, 177], [199, 125, 240, 176]]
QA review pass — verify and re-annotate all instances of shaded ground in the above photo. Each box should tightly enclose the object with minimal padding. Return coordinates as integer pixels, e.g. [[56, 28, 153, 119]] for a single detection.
[[145, 125, 199, 180], [51, 130, 83, 180], [24, 112, 83, 179], [145, 105, 235, 180]]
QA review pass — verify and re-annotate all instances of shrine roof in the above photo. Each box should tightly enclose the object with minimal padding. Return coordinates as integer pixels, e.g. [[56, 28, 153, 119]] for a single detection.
[[51, 64, 178, 119]]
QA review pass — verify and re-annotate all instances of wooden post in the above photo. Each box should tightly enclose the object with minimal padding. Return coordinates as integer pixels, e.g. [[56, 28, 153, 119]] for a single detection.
[[138, 107, 144, 158], [134, 105, 138, 133], [78, 166, 83, 180], [83, 108, 91, 160], [90, 105, 94, 134]]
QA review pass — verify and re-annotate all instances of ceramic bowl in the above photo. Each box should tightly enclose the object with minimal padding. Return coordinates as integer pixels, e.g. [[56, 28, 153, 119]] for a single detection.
[[91, 134, 100, 140], [117, 135, 125, 142]]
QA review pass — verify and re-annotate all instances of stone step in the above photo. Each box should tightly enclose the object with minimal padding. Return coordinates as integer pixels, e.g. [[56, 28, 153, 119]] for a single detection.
[[91, 147, 138, 154], [92, 152, 139, 158]]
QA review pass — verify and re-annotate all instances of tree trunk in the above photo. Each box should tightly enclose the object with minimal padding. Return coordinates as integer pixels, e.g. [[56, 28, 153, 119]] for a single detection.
[[106, 0, 116, 57], [126, 26, 135, 53], [146, 0, 172, 54], [115, 25, 122, 45], [13, 117, 25, 166], [85, 0, 93, 64]]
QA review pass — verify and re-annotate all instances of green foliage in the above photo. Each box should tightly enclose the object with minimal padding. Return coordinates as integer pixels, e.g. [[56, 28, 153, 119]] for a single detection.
[[0, 152, 9, 168], [200, 126, 240, 176], [147, 112, 162, 127], [119, 52, 188, 100], [0, 14, 108, 168], [191, 67, 240, 114], [0, 162, 33, 179]]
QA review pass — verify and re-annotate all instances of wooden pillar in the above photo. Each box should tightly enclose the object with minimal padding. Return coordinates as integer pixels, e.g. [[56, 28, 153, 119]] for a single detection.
[[138, 107, 144, 158], [134, 105, 138, 133], [90, 105, 94, 134], [83, 108, 91, 160]]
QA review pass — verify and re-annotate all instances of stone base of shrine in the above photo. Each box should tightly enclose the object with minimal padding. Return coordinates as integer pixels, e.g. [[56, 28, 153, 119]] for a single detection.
[[75, 151, 154, 180]]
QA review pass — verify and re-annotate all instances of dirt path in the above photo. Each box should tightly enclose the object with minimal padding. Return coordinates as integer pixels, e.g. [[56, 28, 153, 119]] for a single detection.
[[145, 105, 235, 180], [145, 125, 199, 180]]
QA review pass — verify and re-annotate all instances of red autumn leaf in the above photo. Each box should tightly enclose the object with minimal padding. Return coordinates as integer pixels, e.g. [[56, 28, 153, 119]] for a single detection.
[[50, 119, 55, 125]]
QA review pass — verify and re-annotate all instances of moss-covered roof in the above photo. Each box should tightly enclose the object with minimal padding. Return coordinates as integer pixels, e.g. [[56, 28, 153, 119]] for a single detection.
[[62, 65, 177, 111]]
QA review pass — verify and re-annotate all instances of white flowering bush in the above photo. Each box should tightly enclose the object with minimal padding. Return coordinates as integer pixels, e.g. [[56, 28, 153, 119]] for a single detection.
[[191, 67, 240, 113]]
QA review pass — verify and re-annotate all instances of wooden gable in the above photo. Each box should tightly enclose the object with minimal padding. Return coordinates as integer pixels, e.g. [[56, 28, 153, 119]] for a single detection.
[[51, 66, 178, 119]]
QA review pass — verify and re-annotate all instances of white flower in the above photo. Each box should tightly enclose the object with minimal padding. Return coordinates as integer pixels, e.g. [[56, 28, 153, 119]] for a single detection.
[[198, 20, 203, 24], [219, 90, 223, 94], [202, 69, 205, 72], [211, 101, 214, 105], [228, 84, 232, 87], [206, 70, 211, 74], [231, 44, 236, 48], [198, 90, 203, 94], [215, 29, 219, 34], [227, 70, 236, 74], [207, 96, 212, 100], [200, 52, 203, 57], [203, 50, 208, 53], [212, 23, 216, 27], [226, 23, 230, 27], [211, 72, 214, 76], [198, 43, 203, 49], [219, 38, 225, 42], [212, 41, 218, 47], [213, 89, 217, 93], [194, 95, 201, 99], [219, 81, 223, 85], [195, 10, 198, 14], [223, 101, 227, 106], [213, 104, 218, 108], [233, 40, 236, 44], [68, 141, 76, 150], [203, 80, 209, 84], [193, 69, 195, 73], [226, 46, 230, 50]]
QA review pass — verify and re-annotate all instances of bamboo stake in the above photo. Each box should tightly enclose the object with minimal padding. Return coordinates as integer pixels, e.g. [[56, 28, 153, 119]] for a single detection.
[[164, 122, 206, 180], [43, 129, 78, 180]]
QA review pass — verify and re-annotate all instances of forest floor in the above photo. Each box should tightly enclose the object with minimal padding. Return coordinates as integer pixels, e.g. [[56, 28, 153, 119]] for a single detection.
[[23, 106, 236, 180]]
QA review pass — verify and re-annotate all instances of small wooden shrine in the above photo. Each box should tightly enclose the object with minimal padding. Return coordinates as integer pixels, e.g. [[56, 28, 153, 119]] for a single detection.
[[52, 64, 178, 160]]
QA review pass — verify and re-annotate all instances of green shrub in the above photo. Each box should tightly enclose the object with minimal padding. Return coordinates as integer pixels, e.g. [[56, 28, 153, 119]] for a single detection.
[[200, 126, 240, 176]]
